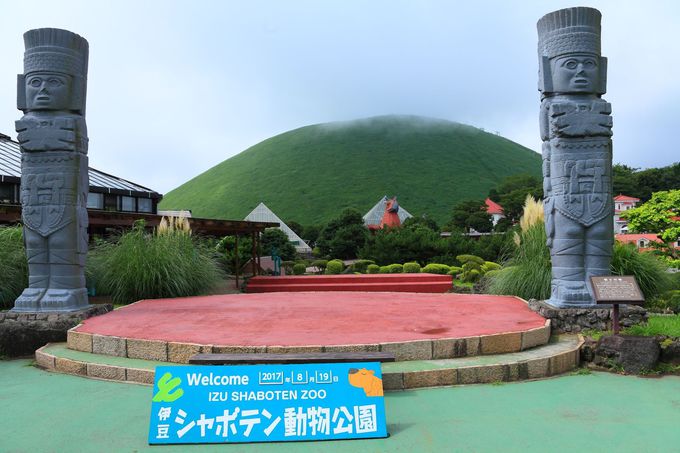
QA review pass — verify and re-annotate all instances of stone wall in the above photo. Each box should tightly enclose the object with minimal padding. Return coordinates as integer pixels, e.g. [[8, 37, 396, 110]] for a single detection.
[[527, 299, 647, 334], [0, 305, 112, 357]]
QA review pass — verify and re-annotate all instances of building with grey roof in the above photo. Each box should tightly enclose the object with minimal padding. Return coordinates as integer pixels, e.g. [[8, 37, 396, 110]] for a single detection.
[[0, 132, 162, 214]]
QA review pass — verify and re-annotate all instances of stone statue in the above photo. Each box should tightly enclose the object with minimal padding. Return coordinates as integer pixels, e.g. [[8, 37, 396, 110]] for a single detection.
[[12, 28, 90, 312], [538, 8, 613, 308]]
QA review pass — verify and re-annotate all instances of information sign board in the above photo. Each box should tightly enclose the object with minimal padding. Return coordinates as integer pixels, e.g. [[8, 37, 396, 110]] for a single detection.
[[148, 362, 387, 444], [590, 276, 644, 305]]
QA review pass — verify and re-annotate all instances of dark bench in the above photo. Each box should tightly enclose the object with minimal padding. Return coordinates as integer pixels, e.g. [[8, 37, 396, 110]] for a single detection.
[[189, 351, 396, 365]]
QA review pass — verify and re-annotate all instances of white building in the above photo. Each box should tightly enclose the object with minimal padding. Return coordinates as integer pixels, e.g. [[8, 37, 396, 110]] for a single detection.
[[244, 202, 312, 254]]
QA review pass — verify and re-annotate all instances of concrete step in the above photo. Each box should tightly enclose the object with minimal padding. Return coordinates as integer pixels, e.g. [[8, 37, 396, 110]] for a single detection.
[[36, 335, 581, 389], [246, 273, 453, 293], [245, 281, 452, 293], [249, 274, 453, 285]]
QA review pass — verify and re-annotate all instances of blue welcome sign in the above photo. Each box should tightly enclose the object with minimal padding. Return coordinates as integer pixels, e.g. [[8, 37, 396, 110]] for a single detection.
[[148, 362, 388, 444]]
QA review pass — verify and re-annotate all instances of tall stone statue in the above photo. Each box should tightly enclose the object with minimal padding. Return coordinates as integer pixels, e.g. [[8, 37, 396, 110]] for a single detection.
[[13, 28, 90, 312], [537, 8, 613, 308]]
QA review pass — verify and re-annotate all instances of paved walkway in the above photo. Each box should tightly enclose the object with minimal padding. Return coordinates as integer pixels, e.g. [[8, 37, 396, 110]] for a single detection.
[[74, 292, 545, 345], [2, 359, 680, 452]]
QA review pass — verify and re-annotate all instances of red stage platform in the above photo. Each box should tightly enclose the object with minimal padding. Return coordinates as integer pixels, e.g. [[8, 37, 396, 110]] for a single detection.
[[246, 273, 453, 293], [74, 292, 545, 348]]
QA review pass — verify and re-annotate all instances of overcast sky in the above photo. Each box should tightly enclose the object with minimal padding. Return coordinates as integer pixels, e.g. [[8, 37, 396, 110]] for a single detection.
[[0, 0, 677, 194]]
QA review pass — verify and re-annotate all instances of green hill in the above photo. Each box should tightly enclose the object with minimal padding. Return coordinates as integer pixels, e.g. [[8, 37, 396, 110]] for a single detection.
[[160, 115, 541, 225]]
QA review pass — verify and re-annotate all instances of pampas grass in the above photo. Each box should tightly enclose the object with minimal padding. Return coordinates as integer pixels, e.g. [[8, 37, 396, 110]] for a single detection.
[[92, 221, 221, 304], [485, 196, 552, 300]]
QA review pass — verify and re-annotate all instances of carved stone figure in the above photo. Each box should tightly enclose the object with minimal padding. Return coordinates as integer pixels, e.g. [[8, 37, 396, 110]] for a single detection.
[[12, 28, 90, 312], [537, 8, 613, 307]]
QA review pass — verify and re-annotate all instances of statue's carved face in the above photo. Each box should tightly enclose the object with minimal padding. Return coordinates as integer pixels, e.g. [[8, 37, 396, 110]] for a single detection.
[[550, 54, 599, 93], [25, 72, 72, 110]]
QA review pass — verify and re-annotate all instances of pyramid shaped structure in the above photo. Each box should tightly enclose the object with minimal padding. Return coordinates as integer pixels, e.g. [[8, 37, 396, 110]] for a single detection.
[[363, 196, 413, 227], [244, 202, 312, 254]]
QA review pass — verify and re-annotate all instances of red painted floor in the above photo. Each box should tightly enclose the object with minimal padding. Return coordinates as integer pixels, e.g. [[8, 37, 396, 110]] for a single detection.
[[76, 292, 546, 347]]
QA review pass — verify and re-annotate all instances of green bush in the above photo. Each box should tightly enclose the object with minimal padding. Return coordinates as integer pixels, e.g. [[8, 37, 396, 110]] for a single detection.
[[325, 259, 344, 275], [457, 254, 487, 283], [611, 242, 673, 299], [292, 263, 306, 275], [486, 225, 674, 301], [422, 263, 451, 274], [367, 264, 380, 274], [447, 266, 463, 277], [281, 261, 295, 275], [388, 263, 403, 273], [350, 259, 375, 273], [378, 265, 391, 274], [482, 261, 501, 273], [311, 259, 328, 274], [92, 222, 222, 304], [403, 262, 421, 273], [0, 226, 28, 309], [485, 223, 552, 300]]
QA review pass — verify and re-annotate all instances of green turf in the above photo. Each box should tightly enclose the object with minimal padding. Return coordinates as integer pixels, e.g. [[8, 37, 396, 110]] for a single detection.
[[625, 314, 680, 338], [2, 359, 680, 452], [159, 115, 541, 225]]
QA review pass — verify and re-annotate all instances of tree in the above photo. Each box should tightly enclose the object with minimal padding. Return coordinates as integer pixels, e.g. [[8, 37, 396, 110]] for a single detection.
[[447, 200, 493, 233], [261, 228, 297, 261], [302, 224, 322, 247], [488, 174, 543, 224], [316, 208, 367, 259], [402, 215, 439, 232], [285, 220, 304, 237], [622, 190, 680, 259]]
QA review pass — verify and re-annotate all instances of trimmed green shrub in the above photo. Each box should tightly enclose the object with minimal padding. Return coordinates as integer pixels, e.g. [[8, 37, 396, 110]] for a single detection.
[[292, 263, 306, 275], [350, 259, 376, 273], [311, 259, 328, 274], [403, 262, 421, 273], [0, 226, 28, 309], [325, 259, 344, 275], [456, 254, 485, 266], [379, 265, 391, 274], [422, 263, 451, 274], [447, 266, 463, 277], [281, 261, 295, 275], [388, 263, 403, 273], [92, 222, 222, 304], [482, 261, 501, 273], [367, 264, 380, 274]]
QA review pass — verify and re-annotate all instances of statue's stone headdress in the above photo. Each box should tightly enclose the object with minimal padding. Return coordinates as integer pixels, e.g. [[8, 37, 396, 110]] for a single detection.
[[537, 7, 606, 94], [17, 28, 89, 114]]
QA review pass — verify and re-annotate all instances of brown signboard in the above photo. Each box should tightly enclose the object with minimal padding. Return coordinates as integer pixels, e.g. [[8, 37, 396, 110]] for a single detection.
[[590, 276, 645, 305]]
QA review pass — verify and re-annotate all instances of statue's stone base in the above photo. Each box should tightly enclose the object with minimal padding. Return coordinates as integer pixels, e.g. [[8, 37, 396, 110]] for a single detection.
[[527, 299, 647, 334], [0, 304, 112, 357]]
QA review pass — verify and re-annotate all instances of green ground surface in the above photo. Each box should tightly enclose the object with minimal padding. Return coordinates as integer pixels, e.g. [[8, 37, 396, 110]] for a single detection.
[[2, 359, 680, 452]]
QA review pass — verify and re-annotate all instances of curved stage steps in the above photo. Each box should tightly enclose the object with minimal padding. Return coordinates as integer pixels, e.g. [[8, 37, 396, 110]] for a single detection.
[[36, 335, 582, 389], [34, 292, 582, 388]]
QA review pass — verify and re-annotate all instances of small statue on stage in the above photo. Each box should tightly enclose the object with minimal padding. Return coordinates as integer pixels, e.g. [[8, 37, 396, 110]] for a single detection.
[[13, 28, 90, 312], [537, 8, 614, 307]]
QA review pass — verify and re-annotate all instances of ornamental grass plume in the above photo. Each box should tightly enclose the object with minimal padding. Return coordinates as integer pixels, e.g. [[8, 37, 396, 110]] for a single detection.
[[486, 196, 552, 300]]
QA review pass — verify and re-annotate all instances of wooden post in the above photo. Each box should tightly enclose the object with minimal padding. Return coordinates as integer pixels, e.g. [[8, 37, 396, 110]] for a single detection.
[[251, 230, 257, 276], [234, 234, 239, 289]]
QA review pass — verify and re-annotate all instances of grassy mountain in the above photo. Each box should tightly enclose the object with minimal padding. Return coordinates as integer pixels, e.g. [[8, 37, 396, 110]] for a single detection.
[[160, 115, 541, 225]]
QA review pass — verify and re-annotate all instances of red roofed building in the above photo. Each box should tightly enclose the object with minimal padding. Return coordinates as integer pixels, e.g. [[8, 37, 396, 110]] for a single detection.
[[485, 198, 505, 227], [613, 194, 640, 234], [615, 233, 663, 252]]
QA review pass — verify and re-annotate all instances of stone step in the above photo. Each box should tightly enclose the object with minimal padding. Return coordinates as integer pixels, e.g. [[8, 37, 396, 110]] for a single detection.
[[35, 335, 582, 389], [245, 281, 453, 293]]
